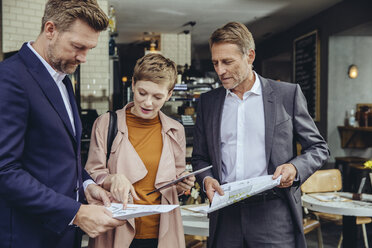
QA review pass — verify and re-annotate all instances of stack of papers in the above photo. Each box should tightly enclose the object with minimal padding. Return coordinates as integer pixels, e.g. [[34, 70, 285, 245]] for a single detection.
[[107, 203, 179, 220], [191, 175, 281, 213]]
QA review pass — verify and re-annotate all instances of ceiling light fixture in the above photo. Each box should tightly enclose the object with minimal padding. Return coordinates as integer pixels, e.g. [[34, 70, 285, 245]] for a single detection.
[[182, 21, 196, 27]]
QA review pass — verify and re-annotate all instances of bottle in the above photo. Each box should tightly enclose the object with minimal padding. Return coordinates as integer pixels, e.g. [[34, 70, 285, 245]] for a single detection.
[[108, 5, 117, 34], [349, 109, 356, 127], [109, 36, 116, 56], [344, 110, 350, 126]]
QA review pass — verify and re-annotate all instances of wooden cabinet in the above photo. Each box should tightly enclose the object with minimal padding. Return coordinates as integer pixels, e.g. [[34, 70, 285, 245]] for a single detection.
[[338, 126, 372, 148]]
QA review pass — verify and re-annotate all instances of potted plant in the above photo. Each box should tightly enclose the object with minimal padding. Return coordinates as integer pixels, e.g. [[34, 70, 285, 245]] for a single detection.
[[364, 160, 372, 187]]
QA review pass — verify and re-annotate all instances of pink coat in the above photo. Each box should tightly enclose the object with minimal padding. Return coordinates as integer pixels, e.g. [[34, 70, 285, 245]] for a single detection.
[[85, 103, 186, 248]]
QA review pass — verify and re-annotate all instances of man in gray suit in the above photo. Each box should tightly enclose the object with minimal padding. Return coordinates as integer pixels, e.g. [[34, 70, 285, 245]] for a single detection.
[[192, 22, 329, 247]]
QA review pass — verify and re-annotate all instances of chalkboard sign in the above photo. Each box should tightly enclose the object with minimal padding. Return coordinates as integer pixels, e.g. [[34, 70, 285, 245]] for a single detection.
[[293, 30, 320, 121]]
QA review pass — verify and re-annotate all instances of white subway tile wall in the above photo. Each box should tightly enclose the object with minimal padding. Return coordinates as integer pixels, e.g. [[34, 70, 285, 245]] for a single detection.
[[2, 0, 110, 115], [161, 33, 191, 66], [80, 1, 110, 116]]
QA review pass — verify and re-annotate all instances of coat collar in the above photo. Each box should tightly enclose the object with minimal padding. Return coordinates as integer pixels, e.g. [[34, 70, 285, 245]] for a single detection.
[[211, 87, 227, 182], [115, 102, 184, 205], [116, 102, 181, 136], [18, 43, 78, 143]]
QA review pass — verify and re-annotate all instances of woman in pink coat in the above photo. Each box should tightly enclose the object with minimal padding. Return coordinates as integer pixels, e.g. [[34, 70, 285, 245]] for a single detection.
[[85, 54, 195, 248]]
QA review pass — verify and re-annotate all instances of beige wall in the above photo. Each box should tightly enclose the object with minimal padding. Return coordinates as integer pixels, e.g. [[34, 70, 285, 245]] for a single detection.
[[2, 0, 110, 114], [161, 33, 191, 66]]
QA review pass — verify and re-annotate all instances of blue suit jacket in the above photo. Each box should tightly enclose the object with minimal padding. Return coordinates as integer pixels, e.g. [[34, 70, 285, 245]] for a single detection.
[[0, 43, 91, 248]]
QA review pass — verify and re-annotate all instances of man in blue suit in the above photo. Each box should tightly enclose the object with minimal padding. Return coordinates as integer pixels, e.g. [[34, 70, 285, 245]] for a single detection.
[[0, 1, 125, 247]]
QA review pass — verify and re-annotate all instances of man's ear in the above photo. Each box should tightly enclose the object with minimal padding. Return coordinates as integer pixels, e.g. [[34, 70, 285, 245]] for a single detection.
[[44, 21, 57, 40], [247, 49, 256, 65]]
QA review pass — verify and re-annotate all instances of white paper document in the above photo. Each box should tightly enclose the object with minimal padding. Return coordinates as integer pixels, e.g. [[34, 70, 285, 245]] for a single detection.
[[107, 203, 179, 220], [192, 175, 282, 213]]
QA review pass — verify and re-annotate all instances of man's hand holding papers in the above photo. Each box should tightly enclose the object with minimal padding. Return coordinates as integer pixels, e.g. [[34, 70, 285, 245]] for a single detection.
[[195, 175, 282, 214], [273, 163, 298, 188], [204, 177, 225, 203]]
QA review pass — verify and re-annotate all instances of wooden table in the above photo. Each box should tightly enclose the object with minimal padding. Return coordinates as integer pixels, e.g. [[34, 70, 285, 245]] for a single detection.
[[302, 193, 372, 247]]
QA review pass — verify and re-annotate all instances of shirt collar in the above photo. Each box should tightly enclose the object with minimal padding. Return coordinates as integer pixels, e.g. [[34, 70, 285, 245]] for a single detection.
[[225, 71, 261, 98], [27, 41, 67, 83], [250, 71, 261, 95]]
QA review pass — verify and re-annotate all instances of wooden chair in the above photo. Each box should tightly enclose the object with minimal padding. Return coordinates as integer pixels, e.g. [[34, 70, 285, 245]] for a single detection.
[[301, 169, 371, 248], [303, 213, 323, 248], [185, 235, 207, 248]]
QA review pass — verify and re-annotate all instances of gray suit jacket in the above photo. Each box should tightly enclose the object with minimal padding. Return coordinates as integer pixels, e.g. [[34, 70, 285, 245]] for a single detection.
[[191, 74, 330, 247]]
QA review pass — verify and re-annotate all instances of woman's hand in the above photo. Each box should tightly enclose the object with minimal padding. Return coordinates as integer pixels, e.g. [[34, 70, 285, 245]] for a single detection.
[[85, 184, 112, 207], [103, 174, 140, 208], [176, 171, 195, 194]]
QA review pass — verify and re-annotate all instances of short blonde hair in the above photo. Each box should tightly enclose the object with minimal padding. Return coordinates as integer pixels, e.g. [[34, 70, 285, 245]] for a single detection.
[[133, 54, 177, 91], [209, 22, 255, 55], [41, 0, 108, 33]]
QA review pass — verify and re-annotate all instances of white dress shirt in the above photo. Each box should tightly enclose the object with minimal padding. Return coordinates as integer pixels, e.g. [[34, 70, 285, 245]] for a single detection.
[[220, 71, 267, 184]]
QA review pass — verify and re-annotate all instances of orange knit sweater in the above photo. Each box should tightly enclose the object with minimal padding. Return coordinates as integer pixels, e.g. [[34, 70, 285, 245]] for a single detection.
[[126, 108, 162, 239]]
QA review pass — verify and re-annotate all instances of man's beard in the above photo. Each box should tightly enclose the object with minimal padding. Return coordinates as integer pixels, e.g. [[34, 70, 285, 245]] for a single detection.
[[222, 77, 242, 90], [47, 42, 79, 74], [222, 69, 251, 91], [228, 79, 242, 90]]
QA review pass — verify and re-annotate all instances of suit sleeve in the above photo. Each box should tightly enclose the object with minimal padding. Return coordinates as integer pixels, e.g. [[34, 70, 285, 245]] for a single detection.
[[82, 169, 93, 182], [191, 94, 215, 185], [0, 66, 80, 234], [289, 84, 330, 184]]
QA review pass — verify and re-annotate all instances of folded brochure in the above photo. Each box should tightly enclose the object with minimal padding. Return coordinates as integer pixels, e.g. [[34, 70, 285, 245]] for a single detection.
[[188, 175, 281, 214], [107, 203, 179, 220]]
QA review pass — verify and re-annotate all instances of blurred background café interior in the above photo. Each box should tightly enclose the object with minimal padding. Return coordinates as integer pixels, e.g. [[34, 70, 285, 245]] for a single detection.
[[1, 0, 372, 247]]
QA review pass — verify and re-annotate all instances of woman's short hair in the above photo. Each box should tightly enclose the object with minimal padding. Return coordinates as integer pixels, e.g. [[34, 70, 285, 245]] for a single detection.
[[133, 53, 177, 91], [209, 22, 255, 55], [41, 0, 109, 33]]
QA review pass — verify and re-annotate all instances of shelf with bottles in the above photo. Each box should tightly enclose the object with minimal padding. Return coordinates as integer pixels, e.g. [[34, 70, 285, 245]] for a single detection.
[[164, 78, 218, 150], [171, 80, 218, 102], [339, 104, 372, 148]]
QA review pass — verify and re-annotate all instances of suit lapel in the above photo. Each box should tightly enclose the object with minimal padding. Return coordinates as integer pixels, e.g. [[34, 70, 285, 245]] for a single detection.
[[19, 43, 77, 142], [212, 87, 226, 182], [260, 76, 276, 172]]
